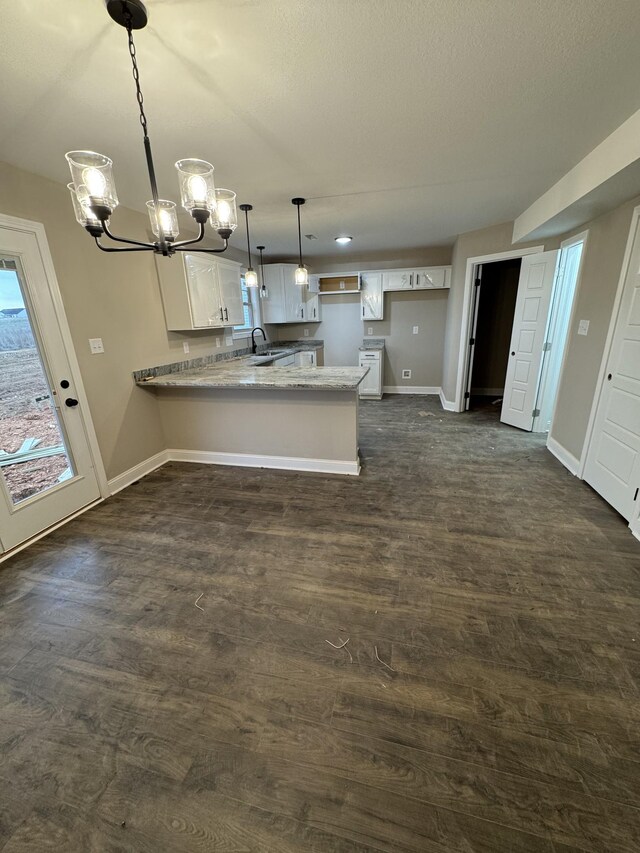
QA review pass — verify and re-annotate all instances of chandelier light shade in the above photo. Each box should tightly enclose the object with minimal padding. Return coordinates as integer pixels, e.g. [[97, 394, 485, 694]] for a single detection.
[[64, 0, 234, 257], [212, 190, 238, 239], [146, 200, 180, 240], [292, 197, 308, 286], [240, 203, 258, 287]]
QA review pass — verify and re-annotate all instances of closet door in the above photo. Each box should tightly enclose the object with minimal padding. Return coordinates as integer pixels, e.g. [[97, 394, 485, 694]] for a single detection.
[[500, 251, 559, 431], [584, 217, 640, 521]]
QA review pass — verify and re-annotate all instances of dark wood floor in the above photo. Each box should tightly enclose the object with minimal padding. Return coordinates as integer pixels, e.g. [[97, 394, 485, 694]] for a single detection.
[[0, 396, 639, 852]]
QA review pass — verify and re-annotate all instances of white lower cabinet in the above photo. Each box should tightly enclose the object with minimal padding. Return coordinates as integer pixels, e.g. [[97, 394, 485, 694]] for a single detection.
[[358, 350, 383, 399], [155, 252, 243, 330]]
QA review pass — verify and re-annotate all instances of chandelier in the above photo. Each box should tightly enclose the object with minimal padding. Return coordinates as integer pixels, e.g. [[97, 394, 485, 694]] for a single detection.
[[65, 0, 236, 257]]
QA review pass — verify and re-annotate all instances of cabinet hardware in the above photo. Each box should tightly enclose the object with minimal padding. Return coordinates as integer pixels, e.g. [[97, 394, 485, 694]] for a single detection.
[[362, 306, 365, 317], [219, 308, 224, 321], [224, 307, 228, 321]]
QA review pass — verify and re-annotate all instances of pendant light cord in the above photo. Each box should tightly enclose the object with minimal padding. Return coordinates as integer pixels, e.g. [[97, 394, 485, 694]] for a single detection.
[[297, 204, 303, 267], [244, 208, 253, 269]]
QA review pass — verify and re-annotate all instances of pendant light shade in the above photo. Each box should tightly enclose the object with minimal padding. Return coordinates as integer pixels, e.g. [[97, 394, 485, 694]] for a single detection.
[[212, 189, 238, 239], [292, 197, 308, 286], [257, 245, 266, 294], [146, 199, 180, 240], [66, 151, 119, 219], [240, 203, 258, 287], [175, 159, 216, 216]]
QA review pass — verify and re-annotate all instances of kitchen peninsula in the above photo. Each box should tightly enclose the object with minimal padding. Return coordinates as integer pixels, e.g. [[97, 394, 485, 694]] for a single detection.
[[135, 343, 368, 475]]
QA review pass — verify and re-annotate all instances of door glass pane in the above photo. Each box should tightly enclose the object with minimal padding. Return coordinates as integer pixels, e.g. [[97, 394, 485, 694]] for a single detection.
[[0, 258, 74, 505]]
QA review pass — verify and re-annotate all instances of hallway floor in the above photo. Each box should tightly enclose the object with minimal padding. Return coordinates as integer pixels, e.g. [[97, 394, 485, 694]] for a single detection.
[[0, 396, 638, 852]]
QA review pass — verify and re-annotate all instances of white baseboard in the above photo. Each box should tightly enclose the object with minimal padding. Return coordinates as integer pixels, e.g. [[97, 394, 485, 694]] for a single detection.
[[438, 389, 456, 411], [168, 449, 360, 476], [546, 436, 580, 476], [107, 449, 170, 495], [471, 387, 504, 397], [383, 386, 440, 395]]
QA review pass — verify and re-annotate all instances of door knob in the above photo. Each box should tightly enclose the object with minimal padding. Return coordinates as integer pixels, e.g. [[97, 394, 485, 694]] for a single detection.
[[65, 398, 79, 407]]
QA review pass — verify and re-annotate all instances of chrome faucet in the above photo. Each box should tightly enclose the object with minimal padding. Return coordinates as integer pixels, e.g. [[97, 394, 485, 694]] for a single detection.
[[251, 326, 266, 354]]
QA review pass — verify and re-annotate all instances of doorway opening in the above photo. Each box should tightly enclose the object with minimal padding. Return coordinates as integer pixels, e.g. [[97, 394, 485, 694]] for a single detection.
[[532, 233, 586, 433], [465, 258, 521, 413]]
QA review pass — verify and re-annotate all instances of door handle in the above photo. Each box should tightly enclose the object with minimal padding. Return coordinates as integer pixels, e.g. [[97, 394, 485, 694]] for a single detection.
[[65, 398, 79, 408], [224, 307, 228, 321]]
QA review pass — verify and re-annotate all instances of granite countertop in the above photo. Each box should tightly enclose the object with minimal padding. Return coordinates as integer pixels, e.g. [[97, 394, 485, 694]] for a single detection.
[[139, 361, 368, 391], [359, 338, 386, 351]]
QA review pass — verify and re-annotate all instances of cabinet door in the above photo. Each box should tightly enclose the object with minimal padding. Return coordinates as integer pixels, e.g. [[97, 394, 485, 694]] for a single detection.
[[359, 356, 381, 396], [217, 260, 244, 326], [414, 268, 447, 289], [261, 265, 286, 323], [306, 293, 321, 322], [283, 267, 305, 322], [361, 272, 383, 320], [184, 254, 222, 327], [382, 270, 412, 291]]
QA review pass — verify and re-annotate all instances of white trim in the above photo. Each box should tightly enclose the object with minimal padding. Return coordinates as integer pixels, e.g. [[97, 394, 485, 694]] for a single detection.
[[0, 213, 108, 498], [546, 436, 580, 476], [439, 389, 456, 411], [0, 498, 103, 564], [168, 449, 360, 476], [107, 449, 170, 495], [579, 205, 640, 477], [382, 385, 440, 395], [454, 245, 545, 412]]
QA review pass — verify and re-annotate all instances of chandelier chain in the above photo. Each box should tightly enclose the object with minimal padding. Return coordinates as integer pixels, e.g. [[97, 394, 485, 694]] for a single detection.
[[123, 3, 149, 137]]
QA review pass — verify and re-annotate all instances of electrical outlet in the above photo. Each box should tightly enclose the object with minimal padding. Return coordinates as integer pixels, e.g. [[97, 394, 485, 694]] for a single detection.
[[225, 335, 233, 346], [303, 328, 309, 337], [412, 326, 419, 335], [89, 338, 104, 354], [215, 337, 221, 348], [367, 327, 373, 336], [578, 319, 590, 336], [402, 369, 411, 379], [339, 280, 345, 290], [183, 341, 190, 354]]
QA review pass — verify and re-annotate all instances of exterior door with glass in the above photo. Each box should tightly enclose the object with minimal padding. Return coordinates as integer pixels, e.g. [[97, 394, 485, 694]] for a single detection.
[[0, 219, 101, 553]]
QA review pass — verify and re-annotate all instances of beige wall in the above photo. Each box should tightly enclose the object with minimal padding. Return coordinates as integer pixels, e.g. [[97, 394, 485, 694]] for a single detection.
[[550, 194, 640, 459], [441, 221, 556, 403], [0, 161, 251, 481], [271, 248, 451, 389]]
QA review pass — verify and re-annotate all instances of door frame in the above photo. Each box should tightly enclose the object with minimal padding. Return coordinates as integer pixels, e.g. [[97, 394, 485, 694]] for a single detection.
[[580, 205, 640, 483], [535, 230, 588, 436], [0, 213, 108, 505], [454, 245, 544, 411]]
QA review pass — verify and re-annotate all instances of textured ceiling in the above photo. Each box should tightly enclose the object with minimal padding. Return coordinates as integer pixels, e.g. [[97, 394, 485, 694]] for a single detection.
[[2, 0, 640, 257]]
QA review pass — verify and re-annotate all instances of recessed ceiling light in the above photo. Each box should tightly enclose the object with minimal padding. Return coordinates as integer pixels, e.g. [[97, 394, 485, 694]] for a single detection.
[[335, 236, 352, 244]]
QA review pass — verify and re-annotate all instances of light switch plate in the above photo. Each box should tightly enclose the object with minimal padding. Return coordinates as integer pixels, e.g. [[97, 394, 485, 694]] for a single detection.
[[367, 327, 373, 335], [89, 337, 104, 354], [402, 369, 412, 379], [412, 326, 419, 335], [304, 328, 309, 337], [183, 341, 190, 354], [578, 319, 590, 336]]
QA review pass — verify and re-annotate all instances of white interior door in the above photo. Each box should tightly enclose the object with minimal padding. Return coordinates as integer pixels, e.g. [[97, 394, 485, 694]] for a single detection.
[[0, 222, 101, 552], [583, 218, 640, 521], [500, 250, 559, 431]]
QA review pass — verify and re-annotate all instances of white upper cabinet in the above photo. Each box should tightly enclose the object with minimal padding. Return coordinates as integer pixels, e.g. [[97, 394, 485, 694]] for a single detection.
[[260, 264, 317, 324], [382, 270, 413, 291], [155, 252, 243, 331], [361, 272, 384, 320], [382, 266, 451, 291]]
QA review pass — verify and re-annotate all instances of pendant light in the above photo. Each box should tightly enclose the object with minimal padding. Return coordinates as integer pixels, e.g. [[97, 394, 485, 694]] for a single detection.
[[239, 204, 258, 287], [292, 198, 308, 286], [65, 0, 237, 257], [257, 245, 266, 295]]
